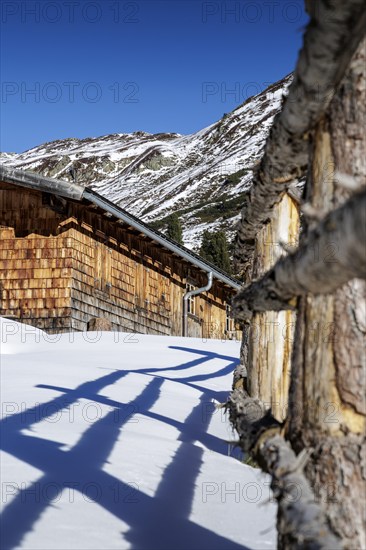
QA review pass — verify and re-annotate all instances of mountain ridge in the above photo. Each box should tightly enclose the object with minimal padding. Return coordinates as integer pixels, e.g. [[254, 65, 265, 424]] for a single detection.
[[1, 74, 292, 250]]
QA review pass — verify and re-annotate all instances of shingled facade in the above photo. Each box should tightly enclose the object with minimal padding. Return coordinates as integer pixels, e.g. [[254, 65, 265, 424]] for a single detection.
[[0, 167, 241, 337]]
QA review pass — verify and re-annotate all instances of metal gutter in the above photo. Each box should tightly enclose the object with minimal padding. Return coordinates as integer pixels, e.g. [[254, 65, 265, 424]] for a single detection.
[[83, 189, 242, 291], [0, 166, 84, 201], [183, 272, 213, 337]]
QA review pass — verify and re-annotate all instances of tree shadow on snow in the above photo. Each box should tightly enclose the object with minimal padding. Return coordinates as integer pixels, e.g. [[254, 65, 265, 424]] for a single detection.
[[0, 346, 249, 550]]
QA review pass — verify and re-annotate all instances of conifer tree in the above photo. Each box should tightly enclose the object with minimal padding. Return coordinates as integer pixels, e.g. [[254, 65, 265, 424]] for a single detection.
[[199, 230, 232, 273], [166, 213, 183, 244]]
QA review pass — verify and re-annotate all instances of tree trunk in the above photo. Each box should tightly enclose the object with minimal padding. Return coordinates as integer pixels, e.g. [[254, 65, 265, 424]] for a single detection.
[[287, 39, 366, 549], [235, 0, 366, 276], [231, 37, 366, 549], [240, 194, 300, 422]]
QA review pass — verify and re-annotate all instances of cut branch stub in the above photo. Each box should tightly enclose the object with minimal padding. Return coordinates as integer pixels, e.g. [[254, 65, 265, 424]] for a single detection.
[[228, 389, 282, 452], [233, 188, 366, 320]]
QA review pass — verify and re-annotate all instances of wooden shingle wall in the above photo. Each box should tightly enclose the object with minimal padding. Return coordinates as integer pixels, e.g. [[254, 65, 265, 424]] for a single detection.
[[65, 224, 229, 337], [0, 182, 235, 338], [0, 232, 73, 331]]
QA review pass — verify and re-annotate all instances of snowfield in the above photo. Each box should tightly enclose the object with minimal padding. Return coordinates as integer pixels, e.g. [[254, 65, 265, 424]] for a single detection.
[[0, 319, 277, 549]]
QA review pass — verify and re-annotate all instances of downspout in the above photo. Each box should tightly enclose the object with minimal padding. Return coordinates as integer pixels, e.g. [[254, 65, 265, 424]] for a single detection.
[[183, 271, 213, 337]]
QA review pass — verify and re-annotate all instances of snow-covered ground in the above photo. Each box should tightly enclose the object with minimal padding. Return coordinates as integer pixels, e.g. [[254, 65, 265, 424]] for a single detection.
[[0, 319, 277, 549]]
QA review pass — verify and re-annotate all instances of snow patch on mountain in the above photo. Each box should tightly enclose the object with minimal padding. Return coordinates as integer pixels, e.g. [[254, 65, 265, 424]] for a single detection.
[[1, 76, 292, 250]]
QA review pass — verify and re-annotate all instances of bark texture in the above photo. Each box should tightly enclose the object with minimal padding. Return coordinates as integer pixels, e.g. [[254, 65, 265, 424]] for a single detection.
[[235, 0, 366, 276], [287, 40, 366, 549], [232, 188, 366, 321], [228, 390, 342, 549], [231, 30, 366, 550]]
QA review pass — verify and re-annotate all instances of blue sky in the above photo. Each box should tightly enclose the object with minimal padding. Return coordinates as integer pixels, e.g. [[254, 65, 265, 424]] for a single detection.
[[1, 1, 308, 153]]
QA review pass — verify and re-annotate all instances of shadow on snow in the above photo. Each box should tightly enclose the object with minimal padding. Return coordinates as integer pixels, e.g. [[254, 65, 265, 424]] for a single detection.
[[0, 346, 247, 550]]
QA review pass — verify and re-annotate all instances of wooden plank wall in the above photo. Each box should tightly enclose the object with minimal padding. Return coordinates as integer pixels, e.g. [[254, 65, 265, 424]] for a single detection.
[[65, 226, 230, 337], [65, 227, 171, 334]]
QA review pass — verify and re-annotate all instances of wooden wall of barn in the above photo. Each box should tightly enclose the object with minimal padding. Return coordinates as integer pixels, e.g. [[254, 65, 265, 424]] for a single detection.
[[64, 224, 229, 337], [0, 183, 73, 331], [0, 230, 73, 331], [0, 183, 234, 338]]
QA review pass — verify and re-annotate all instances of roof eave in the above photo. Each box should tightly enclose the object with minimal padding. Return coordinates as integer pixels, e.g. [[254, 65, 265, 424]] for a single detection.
[[0, 166, 84, 201], [0, 166, 242, 291]]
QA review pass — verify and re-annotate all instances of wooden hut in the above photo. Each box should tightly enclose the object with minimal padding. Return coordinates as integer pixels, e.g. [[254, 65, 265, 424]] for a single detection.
[[0, 166, 241, 337]]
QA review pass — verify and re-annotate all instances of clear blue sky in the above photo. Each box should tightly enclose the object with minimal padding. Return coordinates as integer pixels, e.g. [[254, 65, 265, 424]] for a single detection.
[[0, 1, 308, 153]]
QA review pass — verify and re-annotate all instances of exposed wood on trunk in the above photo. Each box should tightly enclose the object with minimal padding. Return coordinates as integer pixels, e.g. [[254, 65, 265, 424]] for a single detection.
[[239, 193, 300, 421], [232, 188, 366, 321], [286, 41, 366, 548], [235, 0, 366, 276]]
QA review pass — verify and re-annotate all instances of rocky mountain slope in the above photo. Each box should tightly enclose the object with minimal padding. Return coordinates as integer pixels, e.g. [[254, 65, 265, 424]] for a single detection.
[[1, 75, 291, 250]]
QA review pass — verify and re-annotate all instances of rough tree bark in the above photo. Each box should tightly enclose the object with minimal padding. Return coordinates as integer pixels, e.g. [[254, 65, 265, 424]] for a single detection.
[[232, 188, 366, 320], [228, 391, 342, 549], [235, 0, 366, 277], [230, 26, 366, 550], [287, 40, 366, 549]]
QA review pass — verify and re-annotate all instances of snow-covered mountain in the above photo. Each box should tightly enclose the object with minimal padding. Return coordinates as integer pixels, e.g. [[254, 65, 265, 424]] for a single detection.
[[1, 75, 291, 249]]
